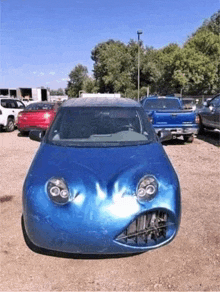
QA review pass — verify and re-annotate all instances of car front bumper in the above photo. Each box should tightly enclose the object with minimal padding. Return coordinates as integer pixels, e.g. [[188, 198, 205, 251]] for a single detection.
[[22, 186, 181, 255]]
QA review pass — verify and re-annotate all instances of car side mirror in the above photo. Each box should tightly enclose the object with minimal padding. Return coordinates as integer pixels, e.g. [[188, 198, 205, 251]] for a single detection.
[[29, 130, 45, 142], [209, 105, 214, 111], [158, 130, 173, 142]]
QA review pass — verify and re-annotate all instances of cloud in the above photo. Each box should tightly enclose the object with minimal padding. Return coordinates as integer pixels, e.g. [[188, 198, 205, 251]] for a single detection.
[[38, 72, 45, 76], [49, 71, 56, 75]]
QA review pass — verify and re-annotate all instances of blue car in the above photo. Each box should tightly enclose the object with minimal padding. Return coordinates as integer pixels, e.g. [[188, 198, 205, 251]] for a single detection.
[[22, 97, 181, 256]]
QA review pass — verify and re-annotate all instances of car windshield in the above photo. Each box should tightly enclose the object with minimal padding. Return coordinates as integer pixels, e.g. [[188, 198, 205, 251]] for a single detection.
[[26, 103, 54, 110], [46, 107, 156, 147], [182, 99, 195, 105], [144, 99, 181, 110]]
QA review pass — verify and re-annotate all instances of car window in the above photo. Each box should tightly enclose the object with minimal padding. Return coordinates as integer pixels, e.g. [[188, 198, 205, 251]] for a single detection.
[[16, 101, 25, 108], [1, 99, 11, 108], [10, 100, 17, 108], [26, 103, 54, 110], [210, 96, 220, 107], [46, 107, 156, 147], [143, 99, 181, 110]]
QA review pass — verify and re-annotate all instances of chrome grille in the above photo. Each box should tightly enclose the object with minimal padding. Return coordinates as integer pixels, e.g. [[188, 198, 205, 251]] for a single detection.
[[115, 210, 174, 246]]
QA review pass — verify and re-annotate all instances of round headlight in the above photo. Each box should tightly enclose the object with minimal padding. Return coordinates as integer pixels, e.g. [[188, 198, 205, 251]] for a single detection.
[[137, 175, 158, 202], [47, 178, 69, 204]]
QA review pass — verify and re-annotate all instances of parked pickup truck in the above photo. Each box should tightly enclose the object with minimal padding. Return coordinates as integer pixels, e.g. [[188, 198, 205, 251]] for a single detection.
[[141, 96, 199, 142]]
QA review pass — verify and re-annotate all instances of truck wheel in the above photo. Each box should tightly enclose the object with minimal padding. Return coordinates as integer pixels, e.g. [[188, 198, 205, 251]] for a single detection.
[[6, 118, 15, 132], [184, 135, 194, 143]]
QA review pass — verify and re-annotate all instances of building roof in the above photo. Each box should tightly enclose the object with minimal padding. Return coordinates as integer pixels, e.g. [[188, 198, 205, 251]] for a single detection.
[[63, 97, 141, 108]]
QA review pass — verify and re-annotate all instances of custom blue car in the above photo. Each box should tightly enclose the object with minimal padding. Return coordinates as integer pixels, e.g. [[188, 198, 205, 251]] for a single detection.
[[141, 96, 199, 142], [22, 97, 181, 255]]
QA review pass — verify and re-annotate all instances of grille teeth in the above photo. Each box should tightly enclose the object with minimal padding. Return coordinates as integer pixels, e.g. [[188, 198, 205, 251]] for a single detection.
[[116, 211, 174, 246]]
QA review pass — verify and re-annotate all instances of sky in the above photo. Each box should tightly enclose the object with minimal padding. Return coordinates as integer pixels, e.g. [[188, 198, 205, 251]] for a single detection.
[[0, 0, 219, 90]]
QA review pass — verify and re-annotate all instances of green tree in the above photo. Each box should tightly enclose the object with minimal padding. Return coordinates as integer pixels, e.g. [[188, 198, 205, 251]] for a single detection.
[[67, 64, 89, 97], [91, 40, 135, 95], [182, 10, 220, 93]]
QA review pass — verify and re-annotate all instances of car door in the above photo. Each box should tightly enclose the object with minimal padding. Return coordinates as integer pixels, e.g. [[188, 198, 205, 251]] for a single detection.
[[8, 99, 19, 120], [208, 96, 220, 129], [201, 96, 220, 128], [212, 97, 220, 129], [2, 99, 15, 119]]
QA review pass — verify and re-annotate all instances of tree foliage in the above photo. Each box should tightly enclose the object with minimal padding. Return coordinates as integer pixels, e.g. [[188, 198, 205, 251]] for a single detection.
[[50, 88, 65, 96], [66, 10, 219, 97], [67, 64, 92, 97]]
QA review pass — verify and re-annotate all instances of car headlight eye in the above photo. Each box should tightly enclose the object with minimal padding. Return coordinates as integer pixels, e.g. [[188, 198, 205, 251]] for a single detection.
[[137, 175, 158, 202], [47, 178, 69, 204], [50, 186, 60, 197], [60, 190, 68, 198]]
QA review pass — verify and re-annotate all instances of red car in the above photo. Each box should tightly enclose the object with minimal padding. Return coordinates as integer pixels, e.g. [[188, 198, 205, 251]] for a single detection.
[[17, 102, 59, 135]]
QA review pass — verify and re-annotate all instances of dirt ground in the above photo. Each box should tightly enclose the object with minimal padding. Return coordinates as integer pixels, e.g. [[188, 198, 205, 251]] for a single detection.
[[0, 130, 219, 291]]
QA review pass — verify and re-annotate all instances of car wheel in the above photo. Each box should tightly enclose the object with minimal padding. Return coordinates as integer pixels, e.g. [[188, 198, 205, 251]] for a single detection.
[[183, 135, 194, 143], [6, 118, 15, 132], [198, 116, 205, 134]]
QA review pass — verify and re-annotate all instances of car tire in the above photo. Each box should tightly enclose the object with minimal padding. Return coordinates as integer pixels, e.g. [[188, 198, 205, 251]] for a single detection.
[[6, 118, 15, 132], [183, 135, 194, 143], [198, 116, 205, 134]]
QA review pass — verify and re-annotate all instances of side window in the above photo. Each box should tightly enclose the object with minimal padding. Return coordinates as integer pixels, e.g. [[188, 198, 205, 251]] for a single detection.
[[216, 98, 220, 107], [16, 101, 25, 108], [1, 99, 11, 108], [210, 96, 220, 107], [10, 101, 17, 108]]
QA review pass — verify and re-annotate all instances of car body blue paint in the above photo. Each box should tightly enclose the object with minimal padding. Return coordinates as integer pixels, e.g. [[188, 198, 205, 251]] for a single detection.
[[141, 96, 198, 138], [22, 141, 181, 254]]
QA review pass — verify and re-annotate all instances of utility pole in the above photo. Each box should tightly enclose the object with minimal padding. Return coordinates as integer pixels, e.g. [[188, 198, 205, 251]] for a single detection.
[[137, 30, 143, 102]]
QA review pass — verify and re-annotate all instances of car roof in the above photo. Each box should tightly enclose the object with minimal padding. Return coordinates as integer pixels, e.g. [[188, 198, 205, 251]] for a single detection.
[[144, 96, 180, 100], [0, 96, 21, 101], [63, 97, 141, 108]]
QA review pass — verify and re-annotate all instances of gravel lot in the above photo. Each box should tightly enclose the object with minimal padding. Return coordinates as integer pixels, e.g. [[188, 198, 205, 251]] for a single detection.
[[0, 130, 219, 291]]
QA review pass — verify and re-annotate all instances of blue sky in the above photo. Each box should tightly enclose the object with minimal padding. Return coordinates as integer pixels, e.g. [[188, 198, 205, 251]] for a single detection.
[[0, 0, 219, 89]]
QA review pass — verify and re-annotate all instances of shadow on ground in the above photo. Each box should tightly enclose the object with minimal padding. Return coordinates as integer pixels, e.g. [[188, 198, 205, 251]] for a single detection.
[[197, 130, 220, 147], [162, 138, 185, 146]]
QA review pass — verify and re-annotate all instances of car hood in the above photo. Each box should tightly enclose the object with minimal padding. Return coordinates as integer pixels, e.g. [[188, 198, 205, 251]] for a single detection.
[[25, 142, 178, 201]]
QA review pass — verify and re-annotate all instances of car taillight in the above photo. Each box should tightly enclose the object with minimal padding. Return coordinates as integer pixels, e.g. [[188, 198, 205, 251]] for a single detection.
[[195, 115, 200, 124], [16, 113, 22, 123], [44, 112, 51, 119]]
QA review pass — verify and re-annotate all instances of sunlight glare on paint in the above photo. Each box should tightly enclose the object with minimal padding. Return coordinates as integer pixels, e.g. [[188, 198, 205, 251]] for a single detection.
[[96, 183, 107, 200]]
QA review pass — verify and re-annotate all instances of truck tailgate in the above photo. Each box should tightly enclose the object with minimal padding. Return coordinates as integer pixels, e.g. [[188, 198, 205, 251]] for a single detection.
[[152, 110, 196, 126]]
